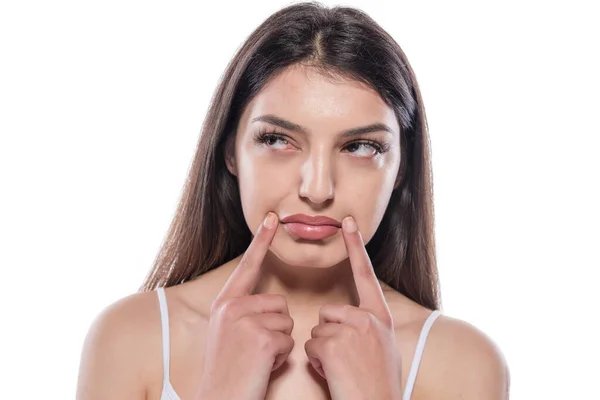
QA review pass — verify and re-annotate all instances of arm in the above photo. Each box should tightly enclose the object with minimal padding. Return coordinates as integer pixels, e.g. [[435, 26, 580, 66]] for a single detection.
[[76, 295, 148, 399]]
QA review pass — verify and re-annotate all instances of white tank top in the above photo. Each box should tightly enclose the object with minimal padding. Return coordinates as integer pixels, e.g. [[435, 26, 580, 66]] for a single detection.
[[156, 287, 441, 400]]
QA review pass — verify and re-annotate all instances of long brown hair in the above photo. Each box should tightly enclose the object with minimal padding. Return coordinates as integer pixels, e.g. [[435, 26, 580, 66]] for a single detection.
[[140, 2, 441, 311]]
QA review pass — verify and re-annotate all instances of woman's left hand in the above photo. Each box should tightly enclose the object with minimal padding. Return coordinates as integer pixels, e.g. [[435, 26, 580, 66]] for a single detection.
[[304, 216, 403, 400]]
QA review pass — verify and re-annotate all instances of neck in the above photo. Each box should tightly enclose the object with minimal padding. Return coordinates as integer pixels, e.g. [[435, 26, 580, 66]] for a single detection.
[[248, 250, 361, 312]]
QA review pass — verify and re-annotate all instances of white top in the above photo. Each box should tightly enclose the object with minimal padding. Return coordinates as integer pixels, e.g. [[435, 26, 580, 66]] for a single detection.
[[157, 287, 181, 400], [156, 287, 441, 400]]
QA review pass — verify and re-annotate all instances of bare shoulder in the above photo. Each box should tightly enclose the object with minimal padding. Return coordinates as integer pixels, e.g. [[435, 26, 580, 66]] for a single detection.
[[380, 289, 510, 399], [419, 314, 511, 399], [76, 268, 226, 400], [76, 290, 162, 399]]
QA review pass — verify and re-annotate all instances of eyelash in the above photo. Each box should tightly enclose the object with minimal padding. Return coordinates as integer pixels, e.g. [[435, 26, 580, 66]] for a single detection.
[[252, 128, 391, 155]]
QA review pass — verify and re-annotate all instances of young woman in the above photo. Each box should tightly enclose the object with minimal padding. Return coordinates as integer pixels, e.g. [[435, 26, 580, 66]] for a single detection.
[[77, 3, 509, 399]]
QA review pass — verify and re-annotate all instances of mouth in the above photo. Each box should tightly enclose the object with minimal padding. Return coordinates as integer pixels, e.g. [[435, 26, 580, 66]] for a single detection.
[[282, 222, 340, 241]]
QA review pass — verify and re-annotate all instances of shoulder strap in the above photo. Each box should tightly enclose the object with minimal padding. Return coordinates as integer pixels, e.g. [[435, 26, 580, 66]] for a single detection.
[[156, 287, 171, 387], [403, 310, 442, 400]]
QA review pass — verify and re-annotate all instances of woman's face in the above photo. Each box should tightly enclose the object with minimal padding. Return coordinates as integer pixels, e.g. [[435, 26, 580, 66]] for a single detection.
[[227, 65, 401, 269]]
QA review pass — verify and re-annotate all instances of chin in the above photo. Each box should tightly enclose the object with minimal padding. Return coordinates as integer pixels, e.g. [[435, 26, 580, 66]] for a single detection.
[[268, 230, 348, 268]]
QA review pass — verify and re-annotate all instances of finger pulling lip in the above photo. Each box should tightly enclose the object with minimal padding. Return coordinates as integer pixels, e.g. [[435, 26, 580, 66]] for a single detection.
[[282, 222, 340, 240]]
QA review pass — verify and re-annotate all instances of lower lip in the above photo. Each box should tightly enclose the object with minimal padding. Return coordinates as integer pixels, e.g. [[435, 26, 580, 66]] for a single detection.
[[282, 223, 340, 240]]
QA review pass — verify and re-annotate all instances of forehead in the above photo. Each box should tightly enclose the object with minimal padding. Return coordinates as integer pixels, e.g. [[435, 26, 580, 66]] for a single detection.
[[241, 65, 399, 135]]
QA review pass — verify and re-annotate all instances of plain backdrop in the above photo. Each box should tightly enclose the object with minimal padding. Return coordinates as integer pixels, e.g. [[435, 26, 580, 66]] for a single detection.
[[1, 0, 598, 398]]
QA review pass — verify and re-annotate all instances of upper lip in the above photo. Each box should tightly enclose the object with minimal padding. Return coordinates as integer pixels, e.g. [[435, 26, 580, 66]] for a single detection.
[[280, 214, 342, 227]]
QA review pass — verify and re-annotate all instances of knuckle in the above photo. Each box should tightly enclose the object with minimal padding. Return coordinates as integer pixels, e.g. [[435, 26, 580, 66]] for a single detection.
[[355, 310, 376, 331], [341, 304, 353, 314], [381, 314, 394, 329], [340, 326, 357, 342], [366, 310, 392, 330], [310, 325, 319, 337], [266, 293, 289, 313], [257, 331, 276, 352], [209, 299, 225, 317], [237, 315, 257, 332], [256, 292, 277, 301], [267, 293, 287, 306], [216, 298, 241, 320], [322, 338, 338, 357], [284, 335, 295, 350], [312, 323, 320, 335], [320, 304, 334, 314], [285, 315, 294, 331], [268, 293, 286, 301], [366, 312, 378, 327]]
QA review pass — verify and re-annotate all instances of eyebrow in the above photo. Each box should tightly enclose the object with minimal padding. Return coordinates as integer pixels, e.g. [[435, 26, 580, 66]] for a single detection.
[[251, 114, 395, 137]]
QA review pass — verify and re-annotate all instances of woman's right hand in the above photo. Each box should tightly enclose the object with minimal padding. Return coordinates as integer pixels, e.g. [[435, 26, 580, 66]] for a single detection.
[[195, 212, 294, 400]]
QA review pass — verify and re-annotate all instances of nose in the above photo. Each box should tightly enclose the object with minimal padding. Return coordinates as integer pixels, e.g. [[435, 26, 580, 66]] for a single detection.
[[298, 148, 335, 205]]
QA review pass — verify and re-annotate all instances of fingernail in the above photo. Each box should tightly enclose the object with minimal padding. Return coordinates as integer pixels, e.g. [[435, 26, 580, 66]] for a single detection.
[[342, 216, 357, 232], [264, 212, 277, 228]]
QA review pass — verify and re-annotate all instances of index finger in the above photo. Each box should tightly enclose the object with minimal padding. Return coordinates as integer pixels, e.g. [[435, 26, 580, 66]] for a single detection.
[[341, 216, 393, 323], [215, 212, 278, 302]]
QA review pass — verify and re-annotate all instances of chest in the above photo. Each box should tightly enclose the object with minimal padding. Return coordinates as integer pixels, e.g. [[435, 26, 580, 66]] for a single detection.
[[149, 322, 426, 400], [157, 327, 335, 399], [264, 330, 333, 400]]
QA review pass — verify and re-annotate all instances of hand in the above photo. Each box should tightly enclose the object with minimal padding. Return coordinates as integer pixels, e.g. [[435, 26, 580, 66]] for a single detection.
[[304, 216, 403, 400], [195, 212, 295, 400]]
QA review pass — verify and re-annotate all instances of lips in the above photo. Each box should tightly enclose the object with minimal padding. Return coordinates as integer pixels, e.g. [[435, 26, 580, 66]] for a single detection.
[[280, 214, 341, 240]]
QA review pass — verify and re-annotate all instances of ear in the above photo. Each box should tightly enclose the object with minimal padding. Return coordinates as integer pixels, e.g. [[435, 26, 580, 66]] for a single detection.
[[224, 133, 238, 176]]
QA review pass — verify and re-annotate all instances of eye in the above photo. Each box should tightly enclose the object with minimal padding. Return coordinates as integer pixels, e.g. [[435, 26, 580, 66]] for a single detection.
[[253, 131, 292, 150], [253, 129, 391, 157], [344, 141, 388, 157]]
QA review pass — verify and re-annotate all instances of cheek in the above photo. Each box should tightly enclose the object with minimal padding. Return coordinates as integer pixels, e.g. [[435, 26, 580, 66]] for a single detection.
[[238, 146, 293, 186], [236, 151, 292, 233], [343, 171, 396, 242]]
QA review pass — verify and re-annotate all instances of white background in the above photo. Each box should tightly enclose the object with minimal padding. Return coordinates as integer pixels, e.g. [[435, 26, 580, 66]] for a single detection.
[[1, 0, 598, 398]]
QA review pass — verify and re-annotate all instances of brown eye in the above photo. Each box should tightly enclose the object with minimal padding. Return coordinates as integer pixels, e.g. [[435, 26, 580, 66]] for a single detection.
[[344, 141, 385, 156], [253, 130, 292, 149], [265, 134, 287, 146]]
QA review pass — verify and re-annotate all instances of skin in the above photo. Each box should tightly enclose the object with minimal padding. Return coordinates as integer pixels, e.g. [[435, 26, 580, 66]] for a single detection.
[[76, 65, 510, 399], [227, 63, 401, 289]]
